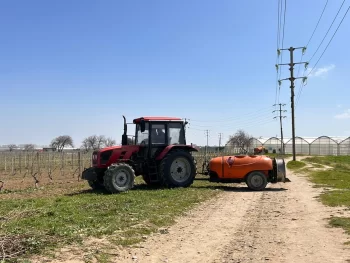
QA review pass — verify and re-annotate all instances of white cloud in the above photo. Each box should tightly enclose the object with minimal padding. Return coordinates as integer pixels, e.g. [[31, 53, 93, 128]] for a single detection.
[[306, 64, 335, 78], [335, 109, 350, 119], [337, 104, 342, 108]]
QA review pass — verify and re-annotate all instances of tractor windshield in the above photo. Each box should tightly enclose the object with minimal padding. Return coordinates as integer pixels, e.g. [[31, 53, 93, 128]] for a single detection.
[[168, 122, 185, 144], [135, 123, 149, 145]]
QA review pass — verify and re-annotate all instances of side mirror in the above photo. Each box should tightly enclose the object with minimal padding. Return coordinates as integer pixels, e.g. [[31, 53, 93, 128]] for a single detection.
[[140, 119, 146, 133], [122, 134, 128, 145]]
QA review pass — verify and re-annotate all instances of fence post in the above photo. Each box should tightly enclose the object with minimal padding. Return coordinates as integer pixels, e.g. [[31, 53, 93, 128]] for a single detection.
[[19, 152, 22, 174], [78, 151, 81, 181], [4, 156, 6, 172], [37, 152, 40, 174], [11, 155, 14, 175]]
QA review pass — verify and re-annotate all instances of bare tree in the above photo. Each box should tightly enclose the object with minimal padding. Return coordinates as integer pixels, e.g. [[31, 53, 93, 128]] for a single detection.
[[81, 135, 114, 151], [227, 129, 253, 154], [8, 144, 17, 151], [104, 137, 116, 147], [96, 135, 106, 149], [23, 144, 35, 152], [50, 135, 74, 152]]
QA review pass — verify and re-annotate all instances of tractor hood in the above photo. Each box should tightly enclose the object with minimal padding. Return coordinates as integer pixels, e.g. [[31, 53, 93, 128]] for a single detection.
[[98, 145, 123, 153], [92, 145, 141, 168]]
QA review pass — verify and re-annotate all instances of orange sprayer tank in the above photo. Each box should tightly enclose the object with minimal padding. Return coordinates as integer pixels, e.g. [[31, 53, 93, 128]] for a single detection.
[[207, 155, 286, 190]]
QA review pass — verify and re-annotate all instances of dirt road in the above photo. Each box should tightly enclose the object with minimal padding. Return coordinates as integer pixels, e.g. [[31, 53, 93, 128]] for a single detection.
[[117, 163, 350, 263]]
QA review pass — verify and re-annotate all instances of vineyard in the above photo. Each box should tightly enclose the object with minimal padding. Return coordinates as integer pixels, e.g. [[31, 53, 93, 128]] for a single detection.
[[0, 151, 217, 192]]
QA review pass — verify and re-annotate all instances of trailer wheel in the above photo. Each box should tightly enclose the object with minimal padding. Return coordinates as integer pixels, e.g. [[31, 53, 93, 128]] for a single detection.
[[104, 163, 135, 193], [160, 150, 196, 188], [246, 171, 267, 191]]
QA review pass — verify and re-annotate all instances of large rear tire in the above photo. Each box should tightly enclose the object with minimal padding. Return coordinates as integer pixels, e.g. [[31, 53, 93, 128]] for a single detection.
[[159, 150, 196, 188], [104, 163, 135, 193], [246, 171, 267, 191]]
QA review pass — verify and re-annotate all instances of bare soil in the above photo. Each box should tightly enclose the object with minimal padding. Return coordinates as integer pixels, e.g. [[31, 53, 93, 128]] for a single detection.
[[34, 158, 350, 263]]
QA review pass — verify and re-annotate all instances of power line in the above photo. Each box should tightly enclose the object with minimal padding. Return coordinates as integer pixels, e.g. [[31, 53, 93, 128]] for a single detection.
[[278, 0, 287, 82], [306, 0, 329, 47], [296, 0, 329, 80], [187, 106, 273, 123], [275, 0, 283, 107], [308, 0, 346, 63], [307, 6, 349, 77], [189, 115, 275, 129], [296, 3, 349, 106]]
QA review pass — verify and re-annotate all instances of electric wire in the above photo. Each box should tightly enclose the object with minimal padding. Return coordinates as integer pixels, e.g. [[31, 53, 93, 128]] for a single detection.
[[274, 0, 282, 107], [295, 0, 329, 107], [308, 0, 346, 64], [296, 4, 350, 106], [276, 0, 287, 107], [307, 5, 349, 77]]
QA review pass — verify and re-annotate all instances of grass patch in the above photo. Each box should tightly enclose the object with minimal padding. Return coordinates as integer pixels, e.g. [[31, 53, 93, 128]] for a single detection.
[[329, 217, 350, 235], [0, 176, 221, 261], [320, 190, 350, 207], [287, 160, 306, 170], [303, 156, 350, 170], [301, 156, 350, 241]]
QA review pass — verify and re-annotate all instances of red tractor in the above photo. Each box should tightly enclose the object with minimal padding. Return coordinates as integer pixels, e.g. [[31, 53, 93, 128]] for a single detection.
[[81, 116, 198, 193]]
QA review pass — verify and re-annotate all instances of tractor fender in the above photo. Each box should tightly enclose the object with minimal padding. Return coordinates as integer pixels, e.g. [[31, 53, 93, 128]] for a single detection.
[[155, 145, 198, 161]]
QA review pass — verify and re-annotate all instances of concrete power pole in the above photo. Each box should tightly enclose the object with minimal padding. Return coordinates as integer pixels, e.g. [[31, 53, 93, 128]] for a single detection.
[[273, 103, 287, 154], [205, 130, 209, 158], [277, 46, 308, 161], [218, 133, 223, 153], [218, 133, 222, 148]]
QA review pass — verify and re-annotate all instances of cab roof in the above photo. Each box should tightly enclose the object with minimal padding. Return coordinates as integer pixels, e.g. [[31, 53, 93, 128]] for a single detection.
[[133, 117, 183, 123]]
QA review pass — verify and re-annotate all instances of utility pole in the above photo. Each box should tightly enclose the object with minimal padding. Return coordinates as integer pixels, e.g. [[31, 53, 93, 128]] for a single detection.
[[205, 130, 209, 154], [277, 46, 308, 161], [273, 103, 287, 155], [218, 133, 223, 153]]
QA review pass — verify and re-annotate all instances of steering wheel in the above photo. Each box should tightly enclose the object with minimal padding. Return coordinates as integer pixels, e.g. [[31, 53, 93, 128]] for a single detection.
[[140, 139, 148, 145]]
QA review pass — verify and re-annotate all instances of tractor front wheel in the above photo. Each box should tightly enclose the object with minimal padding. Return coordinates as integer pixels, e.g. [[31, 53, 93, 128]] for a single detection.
[[104, 163, 135, 193], [160, 150, 196, 188], [246, 171, 268, 191]]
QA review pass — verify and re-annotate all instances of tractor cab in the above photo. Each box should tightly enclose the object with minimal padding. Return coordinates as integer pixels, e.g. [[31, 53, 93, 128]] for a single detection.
[[122, 116, 187, 159]]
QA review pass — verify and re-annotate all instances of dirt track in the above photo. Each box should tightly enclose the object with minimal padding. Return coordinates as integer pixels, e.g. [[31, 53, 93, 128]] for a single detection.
[[115, 160, 350, 263]]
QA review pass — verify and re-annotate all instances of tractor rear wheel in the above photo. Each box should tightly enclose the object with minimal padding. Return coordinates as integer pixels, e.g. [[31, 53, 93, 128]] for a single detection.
[[104, 163, 135, 193], [159, 150, 196, 188], [246, 171, 268, 191]]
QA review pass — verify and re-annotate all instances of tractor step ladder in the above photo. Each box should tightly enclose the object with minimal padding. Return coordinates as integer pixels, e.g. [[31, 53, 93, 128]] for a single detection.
[[147, 160, 159, 183]]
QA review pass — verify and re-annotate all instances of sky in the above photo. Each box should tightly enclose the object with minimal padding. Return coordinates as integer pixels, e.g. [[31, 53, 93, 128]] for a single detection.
[[1, 0, 349, 147]]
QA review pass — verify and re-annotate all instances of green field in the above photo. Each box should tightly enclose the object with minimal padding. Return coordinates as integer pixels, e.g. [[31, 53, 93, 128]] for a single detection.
[[302, 156, 350, 238], [0, 175, 223, 262]]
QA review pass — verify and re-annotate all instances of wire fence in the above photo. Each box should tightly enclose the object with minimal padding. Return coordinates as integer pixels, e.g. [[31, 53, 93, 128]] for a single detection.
[[1, 137, 349, 192], [0, 152, 92, 191]]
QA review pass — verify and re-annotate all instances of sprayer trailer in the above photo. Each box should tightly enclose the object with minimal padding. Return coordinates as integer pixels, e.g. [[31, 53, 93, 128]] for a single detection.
[[207, 155, 286, 191]]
